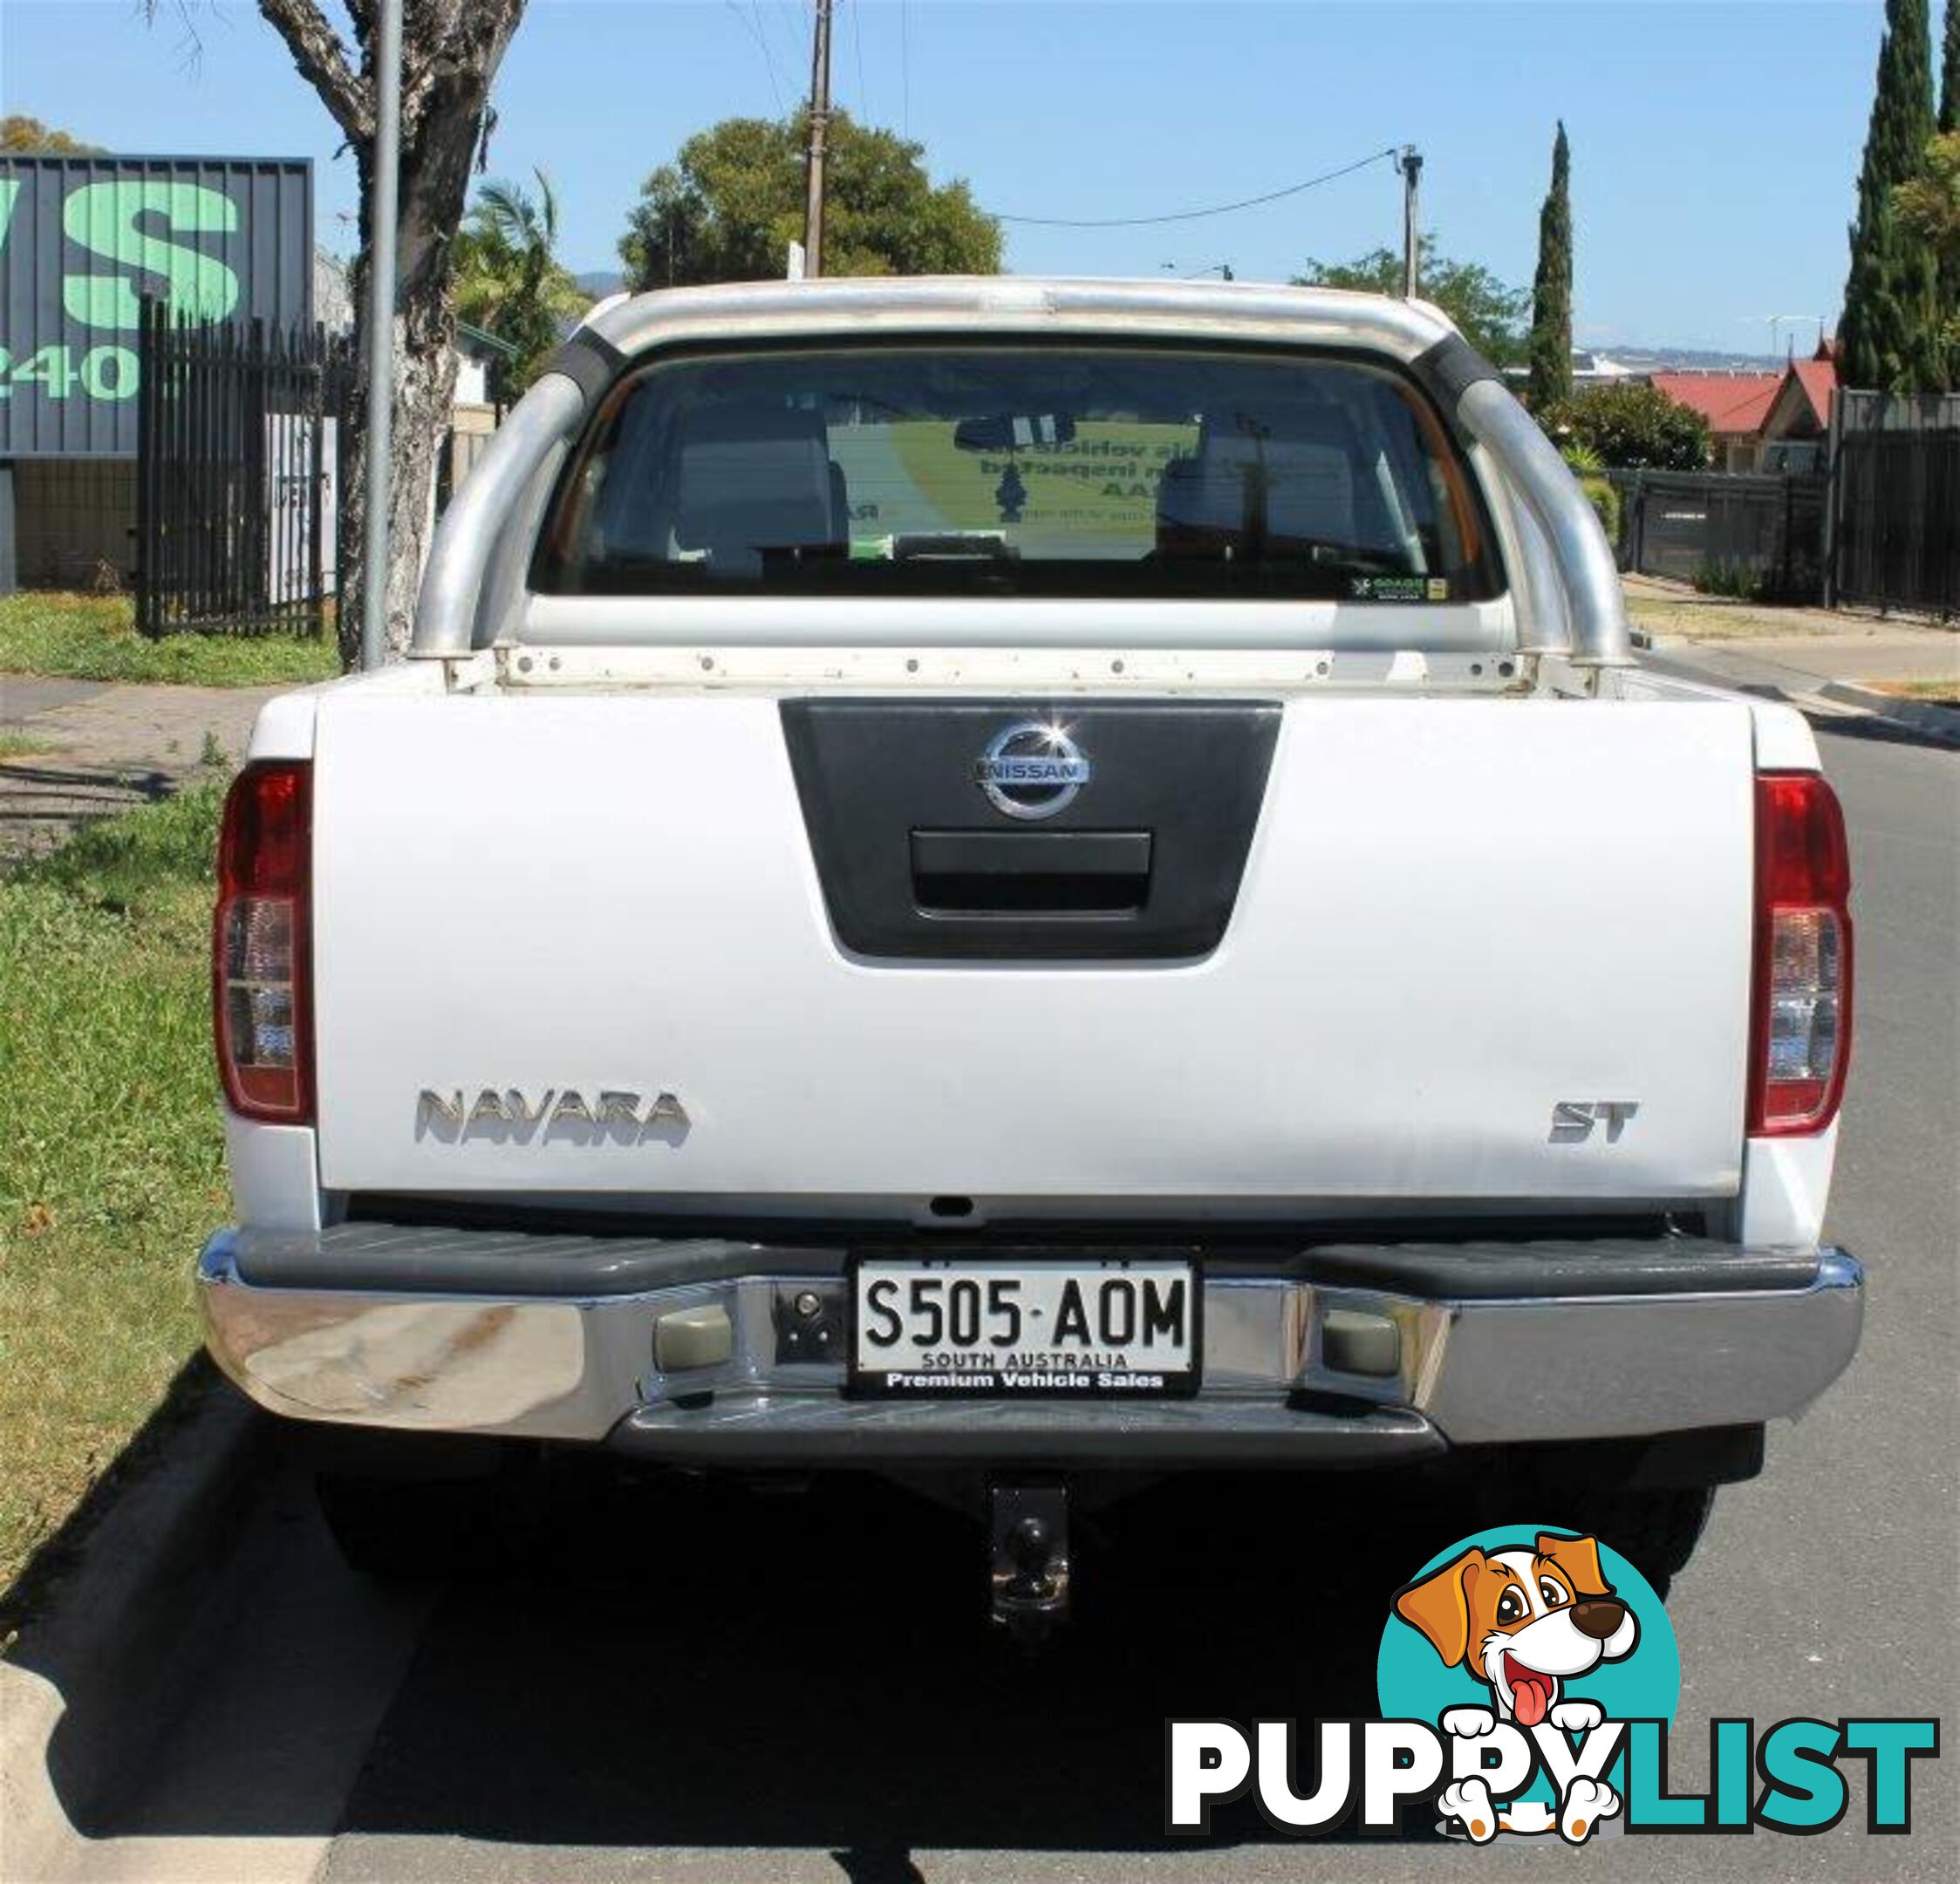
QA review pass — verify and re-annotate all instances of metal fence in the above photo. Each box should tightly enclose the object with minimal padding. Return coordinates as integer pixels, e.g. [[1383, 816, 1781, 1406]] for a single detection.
[[7, 460, 137, 590], [135, 300, 354, 638], [1612, 469, 1828, 604], [1827, 392, 1959, 618]]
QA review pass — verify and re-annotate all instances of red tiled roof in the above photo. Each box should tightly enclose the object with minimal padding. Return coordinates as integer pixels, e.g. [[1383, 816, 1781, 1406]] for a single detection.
[[1786, 357, 1838, 429], [1649, 372, 1784, 437]]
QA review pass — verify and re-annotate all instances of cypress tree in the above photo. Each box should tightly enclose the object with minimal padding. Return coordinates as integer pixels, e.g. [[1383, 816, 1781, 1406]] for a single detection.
[[1526, 122, 1574, 409], [1943, 1, 1958, 386], [1839, 0, 1940, 391]]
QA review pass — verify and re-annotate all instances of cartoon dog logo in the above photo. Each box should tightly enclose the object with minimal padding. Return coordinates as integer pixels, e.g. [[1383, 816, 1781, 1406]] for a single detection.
[[1393, 1531, 1640, 1842]]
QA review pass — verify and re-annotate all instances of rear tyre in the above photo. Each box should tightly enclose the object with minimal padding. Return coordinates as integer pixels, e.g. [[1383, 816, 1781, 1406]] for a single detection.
[[315, 1468, 529, 1580], [1541, 1484, 1717, 1591]]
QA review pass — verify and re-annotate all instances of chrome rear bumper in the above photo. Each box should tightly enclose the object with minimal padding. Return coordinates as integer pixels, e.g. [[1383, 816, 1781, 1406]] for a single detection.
[[196, 1227, 1862, 1462]]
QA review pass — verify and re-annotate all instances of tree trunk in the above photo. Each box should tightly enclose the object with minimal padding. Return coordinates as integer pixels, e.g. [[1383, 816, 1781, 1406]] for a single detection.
[[254, 1, 527, 666], [338, 106, 474, 668]]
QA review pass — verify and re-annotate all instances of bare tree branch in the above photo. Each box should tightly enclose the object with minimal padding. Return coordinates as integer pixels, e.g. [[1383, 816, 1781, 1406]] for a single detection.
[[256, 0, 374, 144], [134, 0, 208, 75]]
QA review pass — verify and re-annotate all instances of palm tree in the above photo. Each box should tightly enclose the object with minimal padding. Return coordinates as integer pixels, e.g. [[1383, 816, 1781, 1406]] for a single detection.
[[453, 170, 584, 396]]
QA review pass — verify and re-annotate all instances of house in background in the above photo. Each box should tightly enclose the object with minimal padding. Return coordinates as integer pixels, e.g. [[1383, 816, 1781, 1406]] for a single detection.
[[1647, 370, 1785, 472], [1759, 341, 1840, 474], [1645, 341, 1841, 475], [442, 323, 521, 504]]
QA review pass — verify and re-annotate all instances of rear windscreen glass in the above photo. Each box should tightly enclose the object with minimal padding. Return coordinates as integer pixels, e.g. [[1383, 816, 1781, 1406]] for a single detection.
[[533, 345, 1501, 602]]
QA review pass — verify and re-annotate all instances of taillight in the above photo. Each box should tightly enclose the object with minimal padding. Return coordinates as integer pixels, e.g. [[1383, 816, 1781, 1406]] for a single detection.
[[1749, 771, 1851, 1136], [214, 761, 312, 1123]]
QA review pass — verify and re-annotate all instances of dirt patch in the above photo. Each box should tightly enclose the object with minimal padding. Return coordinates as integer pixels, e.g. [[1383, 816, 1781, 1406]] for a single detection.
[[1870, 680, 1960, 710], [1623, 576, 1957, 645], [1629, 597, 1843, 642]]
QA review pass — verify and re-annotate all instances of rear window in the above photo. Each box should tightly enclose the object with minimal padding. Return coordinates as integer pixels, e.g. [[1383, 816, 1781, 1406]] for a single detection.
[[533, 345, 1501, 602]]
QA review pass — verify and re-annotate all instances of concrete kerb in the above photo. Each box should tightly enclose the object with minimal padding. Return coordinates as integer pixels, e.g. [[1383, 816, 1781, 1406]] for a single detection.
[[1813, 679, 1960, 747], [1633, 631, 1960, 747], [0, 1375, 271, 1881]]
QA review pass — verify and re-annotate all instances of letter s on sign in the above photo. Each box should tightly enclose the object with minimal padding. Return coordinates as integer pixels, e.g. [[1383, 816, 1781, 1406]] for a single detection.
[[61, 182, 242, 330]]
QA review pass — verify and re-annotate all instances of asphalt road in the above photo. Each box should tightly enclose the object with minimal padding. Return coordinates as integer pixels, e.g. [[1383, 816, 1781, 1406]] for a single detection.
[[42, 720, 1960, 1884]]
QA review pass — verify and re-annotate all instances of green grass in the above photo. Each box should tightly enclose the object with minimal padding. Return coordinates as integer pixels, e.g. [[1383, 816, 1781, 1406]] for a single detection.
[[1691, 559, 1768, 603], [0, 592, 340, 687], [0, 734, 56, 763], [1872, 679, 1960, 705], [0, 782, 229, 1592]]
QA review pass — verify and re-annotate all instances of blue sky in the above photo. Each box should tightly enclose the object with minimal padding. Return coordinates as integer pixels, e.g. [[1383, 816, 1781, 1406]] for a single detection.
[[0, 1, 1944, 353]]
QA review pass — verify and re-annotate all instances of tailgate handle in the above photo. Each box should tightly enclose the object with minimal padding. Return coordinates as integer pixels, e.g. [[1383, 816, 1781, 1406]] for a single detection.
[[910, 829, 1151, 917]]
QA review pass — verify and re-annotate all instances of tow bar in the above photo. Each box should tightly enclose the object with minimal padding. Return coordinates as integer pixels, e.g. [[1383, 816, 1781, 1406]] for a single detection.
[[989, 1482, 1070, 1642]]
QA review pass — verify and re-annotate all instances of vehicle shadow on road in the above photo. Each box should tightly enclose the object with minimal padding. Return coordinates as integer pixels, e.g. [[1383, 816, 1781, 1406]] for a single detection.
[[1812, 712, 1960, 754], [0, 757, 175, 862], [322, 1467, 1472, 1858], [36, 1455, 1505, 1861]]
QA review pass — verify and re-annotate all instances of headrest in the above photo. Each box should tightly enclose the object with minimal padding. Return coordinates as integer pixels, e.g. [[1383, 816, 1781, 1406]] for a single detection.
[[1155, 401, 1377, 554], [673, 400, 840, 558]]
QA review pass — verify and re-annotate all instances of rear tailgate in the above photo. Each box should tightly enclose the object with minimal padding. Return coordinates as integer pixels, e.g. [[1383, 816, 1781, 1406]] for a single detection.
[[310, 691, 1754, 1213]]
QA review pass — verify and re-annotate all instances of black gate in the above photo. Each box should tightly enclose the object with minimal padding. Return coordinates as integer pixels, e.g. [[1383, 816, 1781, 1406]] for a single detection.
[[1612, 470, 1827, 604], [1829, 424, 1960, 618], [135, 300, 355, 638]]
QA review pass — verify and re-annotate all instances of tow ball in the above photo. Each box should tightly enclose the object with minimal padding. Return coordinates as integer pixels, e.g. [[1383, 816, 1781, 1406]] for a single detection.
[[989, 1482, 1070, 1642]]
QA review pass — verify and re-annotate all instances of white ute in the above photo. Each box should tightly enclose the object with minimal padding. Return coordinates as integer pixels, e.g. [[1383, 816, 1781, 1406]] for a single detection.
[[199, 278, 1861, 1623]]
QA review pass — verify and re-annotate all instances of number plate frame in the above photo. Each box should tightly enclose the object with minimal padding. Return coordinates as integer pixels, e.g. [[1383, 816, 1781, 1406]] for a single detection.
[[848, 1254, 1202, 1398]]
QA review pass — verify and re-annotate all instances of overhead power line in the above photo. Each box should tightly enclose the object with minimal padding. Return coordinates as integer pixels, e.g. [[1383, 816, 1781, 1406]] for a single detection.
[[850, 0, 870, 123], [724, 0, 786, 114], [900, 0, 912, 138], [774, 0, 807, 78], [991, 147, 1401, 229]]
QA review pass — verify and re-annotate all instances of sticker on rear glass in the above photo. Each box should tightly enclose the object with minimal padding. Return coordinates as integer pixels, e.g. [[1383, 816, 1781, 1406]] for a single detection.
[[1349, 576, 1450, 603]]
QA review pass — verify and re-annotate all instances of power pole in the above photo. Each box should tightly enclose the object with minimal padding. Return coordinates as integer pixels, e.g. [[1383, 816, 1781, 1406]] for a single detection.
[[360, 0, 404, 671], [1397, 145, 1423, 299], [803, 0, 835, 278]]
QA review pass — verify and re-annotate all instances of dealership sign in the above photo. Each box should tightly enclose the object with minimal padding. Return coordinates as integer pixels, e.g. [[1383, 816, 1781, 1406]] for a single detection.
[[0, 155, 312, 457]]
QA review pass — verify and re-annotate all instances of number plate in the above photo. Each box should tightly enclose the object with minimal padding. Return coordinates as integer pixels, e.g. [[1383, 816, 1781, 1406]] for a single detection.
[[850, 1259, 1199, 1396]]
